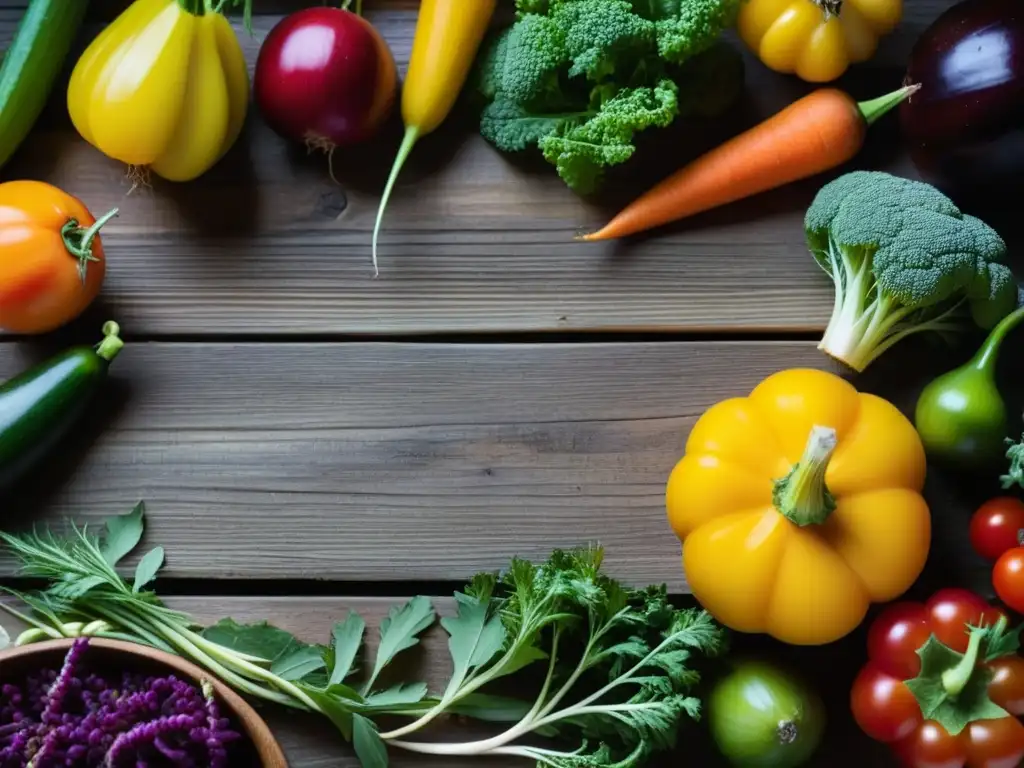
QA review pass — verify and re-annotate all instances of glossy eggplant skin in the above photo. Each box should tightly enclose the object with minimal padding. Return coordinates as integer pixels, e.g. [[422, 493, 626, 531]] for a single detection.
[[900, 0, 1024, 194]]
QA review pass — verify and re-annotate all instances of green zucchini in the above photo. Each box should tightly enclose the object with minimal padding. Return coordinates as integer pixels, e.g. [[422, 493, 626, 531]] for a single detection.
[[0, 0, 89, 170], [0, 321, 123, 491]]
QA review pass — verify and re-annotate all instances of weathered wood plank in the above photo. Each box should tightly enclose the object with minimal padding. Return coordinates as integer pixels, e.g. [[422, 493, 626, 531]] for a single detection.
[[0, 596, 898, 767], [0, 2, 966, 335], [0, 340, 853, 586]]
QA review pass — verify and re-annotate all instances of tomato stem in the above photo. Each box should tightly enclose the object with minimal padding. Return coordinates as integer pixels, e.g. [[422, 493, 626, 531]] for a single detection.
[[61, 207, 118, 284], [943, 632, 985, 697], [772, 426, 838, 527]]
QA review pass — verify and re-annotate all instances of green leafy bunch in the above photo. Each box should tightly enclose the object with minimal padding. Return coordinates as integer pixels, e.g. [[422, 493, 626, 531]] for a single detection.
[[0, 504, 725, 768], [476, 0, 744, 194]]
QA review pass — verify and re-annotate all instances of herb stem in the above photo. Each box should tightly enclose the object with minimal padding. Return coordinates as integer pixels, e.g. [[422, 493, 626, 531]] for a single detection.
[[379, 622, 539, 740]]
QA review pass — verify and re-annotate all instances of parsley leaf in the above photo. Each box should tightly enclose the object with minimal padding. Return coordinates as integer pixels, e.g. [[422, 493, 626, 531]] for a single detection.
[[329, 612, 366, 686], [100, 502, 145, 567], [132, 547, 164, 593], [363, 596, 435, 695], [353, 714, 388, 768], [272, 645, 327, 682]]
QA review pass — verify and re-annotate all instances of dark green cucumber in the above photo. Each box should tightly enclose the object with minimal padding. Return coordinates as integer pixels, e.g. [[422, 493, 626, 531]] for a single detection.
[[0, 321, 123, 491], [0, 0, 89, 170]]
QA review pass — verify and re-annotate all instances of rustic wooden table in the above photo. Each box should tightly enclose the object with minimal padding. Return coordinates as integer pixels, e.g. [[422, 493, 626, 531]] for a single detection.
[[2, 0, 1017, 765]]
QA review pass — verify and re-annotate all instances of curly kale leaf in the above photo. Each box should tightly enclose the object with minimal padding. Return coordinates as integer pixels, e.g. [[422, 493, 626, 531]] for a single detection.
[[538, 79, 678, 194], [481, 98, 593, 153]]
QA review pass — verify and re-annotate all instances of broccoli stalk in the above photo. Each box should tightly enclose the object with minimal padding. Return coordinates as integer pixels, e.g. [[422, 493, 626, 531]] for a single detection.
[[805, 172, 1016, 373]]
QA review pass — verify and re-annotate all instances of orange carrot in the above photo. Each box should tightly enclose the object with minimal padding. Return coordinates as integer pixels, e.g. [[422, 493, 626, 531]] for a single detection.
[[581, 85, 920, 242]]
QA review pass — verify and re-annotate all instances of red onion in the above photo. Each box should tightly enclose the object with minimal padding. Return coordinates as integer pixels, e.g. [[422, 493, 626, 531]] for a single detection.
[[254, 8, 397, 154]]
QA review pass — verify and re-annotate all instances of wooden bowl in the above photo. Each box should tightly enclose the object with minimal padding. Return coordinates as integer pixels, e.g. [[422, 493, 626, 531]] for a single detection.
[[0, 637, 288, 767]]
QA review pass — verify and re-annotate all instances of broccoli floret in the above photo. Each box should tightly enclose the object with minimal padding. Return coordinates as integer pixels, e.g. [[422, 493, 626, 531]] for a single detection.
[[645, 0, 745, 64], [474, 0, 742, 194], [538, 79, 678, 194], [479, 16, 568, 105], [806, 171, 1017, 372], [549, 0, 656, 81]]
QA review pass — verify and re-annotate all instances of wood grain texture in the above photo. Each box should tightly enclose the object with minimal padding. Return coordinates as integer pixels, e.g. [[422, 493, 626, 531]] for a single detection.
[[0, 340, 850, 586], [0, 1, 964, 335], [0, 595, 899, 767]]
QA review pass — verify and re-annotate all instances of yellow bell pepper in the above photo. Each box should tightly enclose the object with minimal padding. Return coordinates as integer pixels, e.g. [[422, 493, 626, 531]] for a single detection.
[[67, 0, 249, 182], [666, 369, 930, 646], [738, 0, 902, 83]]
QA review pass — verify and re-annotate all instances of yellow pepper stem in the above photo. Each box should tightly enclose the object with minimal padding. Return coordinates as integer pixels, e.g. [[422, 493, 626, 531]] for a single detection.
[[814, 0, 843, 19], [773, 426, 838, 527]]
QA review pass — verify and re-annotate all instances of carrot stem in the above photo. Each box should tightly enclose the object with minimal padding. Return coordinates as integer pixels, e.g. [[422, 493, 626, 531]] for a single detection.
[[858, 84, 921, 126]]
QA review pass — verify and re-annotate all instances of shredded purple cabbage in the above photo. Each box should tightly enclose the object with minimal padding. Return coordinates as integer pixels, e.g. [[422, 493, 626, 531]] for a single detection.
[[0, 638, 243, 767]]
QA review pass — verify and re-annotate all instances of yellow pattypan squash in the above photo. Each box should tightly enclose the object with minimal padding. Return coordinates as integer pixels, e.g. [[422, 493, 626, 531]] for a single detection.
[[666, 369, 930, 646], [67, 0, 249, 182], [738, 0, 902, 83]]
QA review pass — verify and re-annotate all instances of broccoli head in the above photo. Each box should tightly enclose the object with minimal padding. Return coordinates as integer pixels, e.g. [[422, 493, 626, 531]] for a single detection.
[[550, 0, 656, 81], [806, 171, 1017, 372], [474, 0, 743, 195], [477, 15, 567, 105]]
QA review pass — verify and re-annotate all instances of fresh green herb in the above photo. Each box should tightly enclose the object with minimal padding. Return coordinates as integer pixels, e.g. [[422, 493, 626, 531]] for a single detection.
[[1003, 434, 1024, 490], [476, 0, 744, 194], [0, 504, 724, 768]]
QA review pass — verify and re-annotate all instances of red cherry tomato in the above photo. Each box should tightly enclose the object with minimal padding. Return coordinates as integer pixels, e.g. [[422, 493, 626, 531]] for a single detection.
[[963, 716, 1024, 768], [994, 548, 1024, 614], [988, 656, 1024, 714], [868, 602, 933, 679], [898, 721, 966, 768], [851, 663, 922, 742], [971, 498, 1024, 562], [926, 589, 1005, 653]]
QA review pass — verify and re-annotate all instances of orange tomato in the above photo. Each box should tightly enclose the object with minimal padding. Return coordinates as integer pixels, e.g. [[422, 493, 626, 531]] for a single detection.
[[0, 180, 117, 334]]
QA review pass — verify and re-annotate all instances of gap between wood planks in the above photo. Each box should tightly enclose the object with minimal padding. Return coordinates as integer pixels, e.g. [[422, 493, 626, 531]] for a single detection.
[[0, 576, 709, 601]]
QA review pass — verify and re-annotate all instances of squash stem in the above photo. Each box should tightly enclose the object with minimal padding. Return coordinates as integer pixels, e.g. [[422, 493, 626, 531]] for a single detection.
[[973, 305, 1024, 372], [61, 208, 118, 284], [372, 125, 420, 277], [95, 322, 124, 363], [773, 426, 838, 527], [858, 84, 921, 126]]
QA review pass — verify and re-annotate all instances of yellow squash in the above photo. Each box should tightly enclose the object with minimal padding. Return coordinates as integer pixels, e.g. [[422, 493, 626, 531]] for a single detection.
[[372, 0, 497, 273], [666, 369, 930, 646], [67, 0, 249, 182], [738, 0, 902, 83]]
